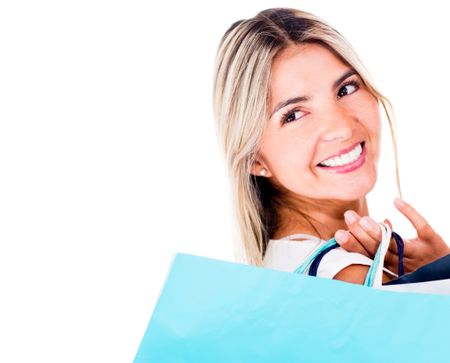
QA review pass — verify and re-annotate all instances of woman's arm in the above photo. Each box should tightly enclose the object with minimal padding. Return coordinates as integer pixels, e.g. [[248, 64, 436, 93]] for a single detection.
[[333, 264, 394, 285]]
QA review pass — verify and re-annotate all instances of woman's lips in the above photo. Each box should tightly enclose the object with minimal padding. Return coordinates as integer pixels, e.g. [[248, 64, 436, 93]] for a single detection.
[[317, 142, 366, 174]]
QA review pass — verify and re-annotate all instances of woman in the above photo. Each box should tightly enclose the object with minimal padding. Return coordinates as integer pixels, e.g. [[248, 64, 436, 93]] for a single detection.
[[212, 7, 450, 284]]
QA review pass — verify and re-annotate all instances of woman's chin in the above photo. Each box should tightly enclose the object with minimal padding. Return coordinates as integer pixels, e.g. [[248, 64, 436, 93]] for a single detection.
[[336, 178, 376, 199]]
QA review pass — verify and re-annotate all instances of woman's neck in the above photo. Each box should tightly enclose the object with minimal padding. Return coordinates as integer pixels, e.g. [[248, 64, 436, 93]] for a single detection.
[[272, 197, 369, 241]]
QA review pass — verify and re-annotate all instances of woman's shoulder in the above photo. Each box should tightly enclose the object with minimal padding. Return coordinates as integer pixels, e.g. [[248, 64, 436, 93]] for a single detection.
[[263, 237, 398, 280], [263, 237, 324, 272]]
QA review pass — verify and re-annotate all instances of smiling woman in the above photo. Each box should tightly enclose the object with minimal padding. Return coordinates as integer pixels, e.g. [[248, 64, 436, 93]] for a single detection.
[[211, 7, 448, 285], [213, 8, 450, 283], [211, 7, 401, 283]]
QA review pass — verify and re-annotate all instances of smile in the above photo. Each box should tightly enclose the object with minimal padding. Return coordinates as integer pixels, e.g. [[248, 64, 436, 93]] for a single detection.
[[317, 141, 366, 173]]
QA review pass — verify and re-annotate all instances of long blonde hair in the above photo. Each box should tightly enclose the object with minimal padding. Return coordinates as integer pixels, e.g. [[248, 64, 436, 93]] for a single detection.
[[211, 7, 402, 266]]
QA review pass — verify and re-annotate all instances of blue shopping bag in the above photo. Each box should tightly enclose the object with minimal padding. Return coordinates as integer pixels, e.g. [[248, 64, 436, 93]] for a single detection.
[[134, 252, 450, 362]]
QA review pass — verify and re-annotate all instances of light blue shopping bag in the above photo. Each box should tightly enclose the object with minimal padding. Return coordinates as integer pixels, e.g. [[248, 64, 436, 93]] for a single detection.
[[134, 252, 450, 362]]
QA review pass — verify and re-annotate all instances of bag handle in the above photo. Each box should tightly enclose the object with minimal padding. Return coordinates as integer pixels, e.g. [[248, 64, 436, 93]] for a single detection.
[[363, 222, 392, 287], [392, 231, 404, 276], [294, 239, 339, 275], [294, 222, 404, 286]]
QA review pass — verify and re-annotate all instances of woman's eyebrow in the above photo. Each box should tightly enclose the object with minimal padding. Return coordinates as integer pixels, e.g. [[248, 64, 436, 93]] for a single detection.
[[270, 69, 357, 118]]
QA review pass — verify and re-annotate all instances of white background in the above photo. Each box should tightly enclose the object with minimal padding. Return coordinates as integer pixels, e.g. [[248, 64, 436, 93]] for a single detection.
[[1, 1, 449, 361]]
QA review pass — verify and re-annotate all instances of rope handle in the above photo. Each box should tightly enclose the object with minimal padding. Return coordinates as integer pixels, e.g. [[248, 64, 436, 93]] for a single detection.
[[294, 223, 405, 286], [364, 222, 392, 287], [392, 231, 404, 276]]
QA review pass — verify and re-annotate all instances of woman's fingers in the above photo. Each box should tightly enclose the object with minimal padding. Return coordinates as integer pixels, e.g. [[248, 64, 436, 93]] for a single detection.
[[335, 212, 401, 266], [344, 210, 381, 256], [394, 198, 435, 239], [335, 227, 400, 270], [394, 198, 450, 263], [335, 229, 368, 256], [334, 210, 381, 257]]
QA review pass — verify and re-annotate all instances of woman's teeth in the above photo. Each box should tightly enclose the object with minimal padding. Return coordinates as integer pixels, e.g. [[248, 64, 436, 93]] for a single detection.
[[319, 143, 363, 167]]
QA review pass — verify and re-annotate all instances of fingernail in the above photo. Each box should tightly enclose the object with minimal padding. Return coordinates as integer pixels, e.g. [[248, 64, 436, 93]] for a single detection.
[[335, 230, 348, 243], [359, 217, 378, 231], [344, 211, 356, 224], [394, 197, 405, 208]]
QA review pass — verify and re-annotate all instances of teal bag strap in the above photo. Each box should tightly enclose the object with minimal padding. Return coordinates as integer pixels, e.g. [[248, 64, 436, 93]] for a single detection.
[[294, 222, 392, 288], [363, 222, 392, 287], [294, 238, 339, 274]]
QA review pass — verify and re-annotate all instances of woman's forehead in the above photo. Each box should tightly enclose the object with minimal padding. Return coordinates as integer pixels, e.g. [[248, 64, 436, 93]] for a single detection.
[[271, 43, 349, 85], [269, 43, 354, 105]]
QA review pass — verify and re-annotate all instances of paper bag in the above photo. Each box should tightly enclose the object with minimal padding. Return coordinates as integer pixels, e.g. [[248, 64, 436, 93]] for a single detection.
[[134, 252, 450, 362]]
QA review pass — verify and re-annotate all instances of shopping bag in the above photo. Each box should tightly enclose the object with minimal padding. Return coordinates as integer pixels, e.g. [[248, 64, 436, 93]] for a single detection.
[[134, 252, 450, 362], [295, 222, 450, 295]]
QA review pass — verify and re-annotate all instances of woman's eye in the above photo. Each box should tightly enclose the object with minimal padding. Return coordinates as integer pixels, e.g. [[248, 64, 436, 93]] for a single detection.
[[337, 81, 359, 99], [281, 109, 306, 125]]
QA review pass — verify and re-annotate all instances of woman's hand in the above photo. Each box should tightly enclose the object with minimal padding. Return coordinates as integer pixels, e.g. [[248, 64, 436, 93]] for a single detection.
[[334, 198, 450, 274]]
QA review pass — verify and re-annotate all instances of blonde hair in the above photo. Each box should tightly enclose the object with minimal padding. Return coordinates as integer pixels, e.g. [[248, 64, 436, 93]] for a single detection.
[[211, 7, 402, 267]]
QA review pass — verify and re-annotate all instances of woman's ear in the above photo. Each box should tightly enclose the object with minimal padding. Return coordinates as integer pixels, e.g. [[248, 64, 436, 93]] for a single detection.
[[250, 160, 272, 177]]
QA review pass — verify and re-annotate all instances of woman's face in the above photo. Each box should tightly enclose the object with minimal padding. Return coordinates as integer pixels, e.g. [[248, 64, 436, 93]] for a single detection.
[[253, 42, 381, 202]]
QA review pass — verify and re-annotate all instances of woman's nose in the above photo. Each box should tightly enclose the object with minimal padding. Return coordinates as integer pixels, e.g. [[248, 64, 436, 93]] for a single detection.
[[318, 106, 354, 142]]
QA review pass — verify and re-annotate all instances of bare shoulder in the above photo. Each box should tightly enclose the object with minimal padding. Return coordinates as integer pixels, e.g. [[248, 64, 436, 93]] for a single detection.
[[333, 264, 394, 285]]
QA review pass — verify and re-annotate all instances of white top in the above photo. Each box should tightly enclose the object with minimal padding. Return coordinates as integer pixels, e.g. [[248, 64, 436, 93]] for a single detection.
[[263, 233, 398, 279]]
